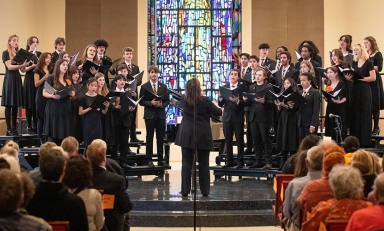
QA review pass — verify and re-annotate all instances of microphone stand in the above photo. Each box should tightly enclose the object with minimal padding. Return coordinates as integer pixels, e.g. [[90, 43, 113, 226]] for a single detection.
[[333, 117, 343, 144]]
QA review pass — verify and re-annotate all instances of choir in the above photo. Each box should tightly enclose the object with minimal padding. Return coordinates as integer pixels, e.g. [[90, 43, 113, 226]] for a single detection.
[[2, 34, 383, 169]]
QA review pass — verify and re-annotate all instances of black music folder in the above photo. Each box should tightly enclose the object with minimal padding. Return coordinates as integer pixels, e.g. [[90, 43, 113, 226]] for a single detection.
[[126, 79, 137, 91], [269, 83, 281, 93], [169, 89, 181, 102], [244, 73, 254, 84], [315, 67, 328, 79], [106, 91, 123, 98], [89, 94, 109, 112], [144, 89, 167, 101], [269, 86, 293, 101], [70, 52, 80, 66], [13, 48, 34, 64], [338, 66, 363, 80], [285, 91, 307, 107], [255, 87, 271, 98], [127, 71, 144, 83], [322, 88, 343, 101], [219, 85, 244, 100], [83, 60, 104, 75], [44, 81, 72, 99]]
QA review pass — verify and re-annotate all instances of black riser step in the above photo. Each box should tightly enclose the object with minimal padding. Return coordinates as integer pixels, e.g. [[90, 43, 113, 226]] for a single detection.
[[131, 210, 278, 227]]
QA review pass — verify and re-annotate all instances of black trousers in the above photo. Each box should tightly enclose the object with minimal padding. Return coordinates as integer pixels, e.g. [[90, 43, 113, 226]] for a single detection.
[[251, 120, 272, 164], [145, 114, 165, 161], [245, 111, 253, 150], [130, 107, 138, 140], [181, 147, 210, 195], [111, 125, 130, 159], [223, 121, 244, 163]]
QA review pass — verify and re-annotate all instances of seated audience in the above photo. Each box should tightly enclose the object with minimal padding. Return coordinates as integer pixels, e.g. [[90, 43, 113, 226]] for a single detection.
[[63, 155, 104, 231], [351, 149, 381, 197], [0, 169, 50, 231], [283, 146, 324, 230], [346, 172, 384, 231], [342, 136, 360, 164], [302, 165, 372, 231], [0, 146, 19, 161], [293, 150, 309, 178], [61, 136, 79, 157], [28, 142, 57, 185], [0, 154, 20, 172], [298, 145, 345, 216], [282, 134, 320, 173], [87, 139, 132, 231], [26, 147, 89, 231]]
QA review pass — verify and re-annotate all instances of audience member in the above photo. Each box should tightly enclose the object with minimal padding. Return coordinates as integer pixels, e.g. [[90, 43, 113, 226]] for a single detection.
[[0, 145, 19, 161], [0, 154, 20, 172], [282, 134, 320, 173], [0, 169, 50, 231], [29, 142, 57, 185], [61, 136, 79, 157], [298, 145, 345, 216], [351, 149, 380, 197], [26, 147, 89, 231], [302, 165, 371, 231], [346, 172, 384, 231], [283, 146, 324, 230], [293, 150, 309, 178], [63, 155, 104, 231], [342, 136, 360, 164], [87, 139, 132, 231]]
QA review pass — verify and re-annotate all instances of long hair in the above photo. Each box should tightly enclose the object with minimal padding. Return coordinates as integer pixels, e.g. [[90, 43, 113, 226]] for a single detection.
[[327, 66, 340, 81], [353, 44, 369, 62], [26, 36, 39, 51], [298, 40, 319, 57], [7, 34, 19, 61], [331, 49, 345, 66], [80, 44, 101, 64], [339, 35, 352, 51], [52, 59, 68, 89], [59, 51, 69, 60], [364, 36, 380, 53], [36, 52, 51, 70], [95, 73, 109, 96], [283, 77, 299, 93], [185, 78, 203, 106], [300, 60, 315, 76]]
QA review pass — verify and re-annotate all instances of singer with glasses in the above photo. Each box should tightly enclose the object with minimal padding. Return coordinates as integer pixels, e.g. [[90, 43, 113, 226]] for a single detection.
[[323, 66, 347, 141]]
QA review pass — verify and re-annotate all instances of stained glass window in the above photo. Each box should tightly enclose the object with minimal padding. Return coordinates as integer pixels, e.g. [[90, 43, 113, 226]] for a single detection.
[[150, 0, 241, 123]]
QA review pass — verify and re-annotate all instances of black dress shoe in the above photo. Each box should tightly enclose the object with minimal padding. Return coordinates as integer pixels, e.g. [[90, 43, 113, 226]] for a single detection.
[[182, 193, 188, 197], [26, 127, 36, 134], [130, 138, 144, 143], [158, 161, 164, 166], [244, 149, 253, 154], [122, 162, 132, 169], [236, 163, 244, 169], [6, 130, 14, 136], [127, 150, 136, 155], [223, 162, 235, 167], [262, 164, 272, 170], [372, 128, 381, 136], [12, 130, 19, 136], [249, 163, 263, 168], [148, 161, 155, 168], [202, 194, 209, 197]]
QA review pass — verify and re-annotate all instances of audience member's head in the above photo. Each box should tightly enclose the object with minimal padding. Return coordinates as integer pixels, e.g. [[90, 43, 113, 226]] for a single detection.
[[294, 150, 308, 178], [343, 136, 360, 153], [352, 150, 380, 176], [306, 146, 325, 172], [0, 169, 23, 216], [61, 136, 79, 157], [38, 142, 57, 157], [297, 134, 321, 155], [374, 172, 384, 202], [4, 140, 20, 152], [0, 154, 20, 172], [318, 139, 338, 150], [0, 146, 19, 161], [329, 165, 363, 200], [63, 155, 93, 189], [39, 147, 66, 182], [87, 139, 107, 167], [18, 172, 35, 208], [323, 146, 345, 177]]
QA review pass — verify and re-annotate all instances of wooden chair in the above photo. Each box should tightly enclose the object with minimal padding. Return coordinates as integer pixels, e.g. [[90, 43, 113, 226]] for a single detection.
[[325, 220, 349, 231], [48, 221, 70, 231], [272, 174, 294, 218]]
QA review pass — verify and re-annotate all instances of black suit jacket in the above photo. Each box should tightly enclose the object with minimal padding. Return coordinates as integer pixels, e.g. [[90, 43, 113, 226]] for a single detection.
[[92, 166, 132, 231], [246, 83, 274, 123], [100, 55, 116, 88], [111, 62, 141, 90], [218, 83, 245, 123], [175, 96, 222, 150], [139, 81, 170, 120], [299, 87, 320, 127], [237, 66, 252, 79], [49, 51, 60, 74], [259, 57, 275, 67], [274, 66, 300, 86]]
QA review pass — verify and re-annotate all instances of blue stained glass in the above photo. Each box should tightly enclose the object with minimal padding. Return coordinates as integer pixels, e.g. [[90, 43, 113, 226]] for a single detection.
[[157, 48, 178, 63], [212, 0, 232, 9]]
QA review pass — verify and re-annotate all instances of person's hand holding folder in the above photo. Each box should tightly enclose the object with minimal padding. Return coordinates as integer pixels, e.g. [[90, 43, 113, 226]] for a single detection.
[[229, 95, 239, 103], [255, 95, 265, 104]]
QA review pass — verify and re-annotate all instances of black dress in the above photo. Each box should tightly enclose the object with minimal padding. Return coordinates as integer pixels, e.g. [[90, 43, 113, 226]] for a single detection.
[[369, 52, 384, 110], [43, 77, 73, 139], [324, 81, 347, 139], [34, 68, 48, 119], [276, 98, 300, 152], [350, 60, 373, 146], [80, 95, 103, 146], [23, 51, 41, 109], [1, 50, 22, 106]]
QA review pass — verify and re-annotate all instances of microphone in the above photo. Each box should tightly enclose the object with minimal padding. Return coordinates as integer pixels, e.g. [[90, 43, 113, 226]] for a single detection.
[[329, 113, 340, 118]]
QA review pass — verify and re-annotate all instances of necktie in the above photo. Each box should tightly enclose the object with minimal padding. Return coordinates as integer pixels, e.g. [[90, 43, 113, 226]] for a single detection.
[[153, 83, 157, 95], [231, 85, 236, 88], [241, 68, 245, 78], [252, 72, 256, 81], [261, 59, 265, 66], [277, 62, 281, 70], [282, 69, 286, 80], [302, 90, 307, 97], [128, 64, 132, 75]]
